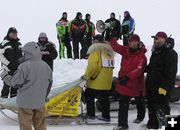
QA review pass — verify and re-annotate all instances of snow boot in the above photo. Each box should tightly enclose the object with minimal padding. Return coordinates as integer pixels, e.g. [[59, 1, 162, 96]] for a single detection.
[[113, 126, 129, 130], [97, 115, 110, 122], [133, 118, 143, 124]]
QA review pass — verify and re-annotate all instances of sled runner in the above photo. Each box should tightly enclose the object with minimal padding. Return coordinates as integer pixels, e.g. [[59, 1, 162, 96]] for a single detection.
[[0, 79, 84, 124]]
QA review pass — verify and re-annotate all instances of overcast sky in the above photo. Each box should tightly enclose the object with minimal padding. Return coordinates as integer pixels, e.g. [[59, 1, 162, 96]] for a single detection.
[[0, 0, 179, 42], [0, 0, 179, 72]]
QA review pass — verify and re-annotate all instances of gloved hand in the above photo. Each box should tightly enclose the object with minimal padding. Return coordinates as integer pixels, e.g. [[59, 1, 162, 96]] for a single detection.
[[119, 75, 129, 85], [158, 88, 167, 96], [123, 33, 129, 38], [41, 51, 50, 55], [0, 70, 9, 80], [0, 70, 12, 86], [7, 62, 18, 71], [81, 75, 86, 80], [119, 34, 122, 40], [82, 34, 87, 41]]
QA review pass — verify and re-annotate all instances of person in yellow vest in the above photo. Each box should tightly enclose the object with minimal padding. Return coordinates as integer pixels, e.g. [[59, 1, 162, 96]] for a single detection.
[[82, 34, 115, 122]]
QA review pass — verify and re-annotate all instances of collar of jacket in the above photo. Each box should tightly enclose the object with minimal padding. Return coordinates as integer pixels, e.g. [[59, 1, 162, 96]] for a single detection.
[[152, 43, 171, 55], [4, 36, 20, 42], [87, 42, 114, 56]]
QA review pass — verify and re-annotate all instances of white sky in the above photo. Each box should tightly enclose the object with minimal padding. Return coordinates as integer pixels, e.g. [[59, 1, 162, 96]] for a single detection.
[[0, 0, 180, 73]]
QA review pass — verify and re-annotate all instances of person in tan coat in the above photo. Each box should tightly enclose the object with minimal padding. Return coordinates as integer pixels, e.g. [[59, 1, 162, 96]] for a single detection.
[[83, 34, 114, 122]]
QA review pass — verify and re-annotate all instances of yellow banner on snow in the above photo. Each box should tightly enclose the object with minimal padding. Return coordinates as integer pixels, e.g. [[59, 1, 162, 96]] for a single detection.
[[45, 87, 81, 117]]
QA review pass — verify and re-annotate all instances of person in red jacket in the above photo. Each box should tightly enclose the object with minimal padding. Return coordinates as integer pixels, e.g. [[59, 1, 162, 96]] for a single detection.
[[110, 34, 147, 130]]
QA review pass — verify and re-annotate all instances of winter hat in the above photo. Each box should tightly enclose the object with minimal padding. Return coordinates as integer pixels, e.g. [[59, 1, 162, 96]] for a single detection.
[[128, 34, 140, 43], [62, 12, 67, 17], [94, 34, 104, 42], [110, 12, 115, 18], [76, 12, 82, 18], [39, 32, 47, 38], [151, 31, 167, 39], [62, 12, 67, 15], [124, 11, 130, 18], [7, 27, 18, 35], [85, 13, 91, 19]]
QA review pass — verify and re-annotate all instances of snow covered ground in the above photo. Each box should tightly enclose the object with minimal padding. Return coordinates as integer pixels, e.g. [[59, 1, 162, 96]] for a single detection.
[[0, 0, 180, 130], [0, 59, 179, 130]]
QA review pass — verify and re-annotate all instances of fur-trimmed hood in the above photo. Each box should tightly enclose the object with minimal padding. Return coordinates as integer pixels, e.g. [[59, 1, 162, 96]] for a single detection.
[[87, 42, 114, 57]]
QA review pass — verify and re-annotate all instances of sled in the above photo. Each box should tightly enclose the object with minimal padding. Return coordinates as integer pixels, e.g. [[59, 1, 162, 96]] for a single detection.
[[0, 78, 86, 125]]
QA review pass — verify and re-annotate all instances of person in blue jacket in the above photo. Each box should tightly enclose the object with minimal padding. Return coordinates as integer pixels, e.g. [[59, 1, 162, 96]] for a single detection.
[[121, 11, 135, 46]]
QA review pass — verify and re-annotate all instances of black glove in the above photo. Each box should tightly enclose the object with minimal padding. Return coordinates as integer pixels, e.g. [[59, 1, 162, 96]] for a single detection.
[[119, 34, 122, 40], [81, 75, 85, 80], [82, 34, 87, 41], [8, 62, 18, 71], [119, 76, 129, 85]]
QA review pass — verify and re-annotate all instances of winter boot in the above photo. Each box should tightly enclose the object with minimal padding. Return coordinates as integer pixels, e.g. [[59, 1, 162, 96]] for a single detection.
[[86, 115, 95, 120], [97, 115, 110, 122], [133, 118, 143, 124], [113, 126, 129, 130]]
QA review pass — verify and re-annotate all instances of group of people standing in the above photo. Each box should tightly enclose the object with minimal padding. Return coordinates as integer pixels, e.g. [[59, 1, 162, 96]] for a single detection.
[[56, 12, 95, 59], [0, 27, 54, 130], [56, 11, 135, 59], [83, 32, 178, 130], [0, 10, 178, 130], [0, 28, 57, 99], [81, 12, 177, 130]]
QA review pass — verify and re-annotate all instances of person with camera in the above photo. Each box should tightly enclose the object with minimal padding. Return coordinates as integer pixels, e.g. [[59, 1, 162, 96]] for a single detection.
[[0, 27, 22, 98], [110, 34, 147, 130], [145, 32, 178, 129], [69, 12, 88, 59], [37, 32, 58, 71], [121, 11, 135, 46], [102, 12, 121, 41]]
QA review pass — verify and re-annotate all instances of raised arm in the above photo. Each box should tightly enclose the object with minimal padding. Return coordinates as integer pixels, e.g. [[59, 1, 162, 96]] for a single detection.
[[110, 38, 126, 55]]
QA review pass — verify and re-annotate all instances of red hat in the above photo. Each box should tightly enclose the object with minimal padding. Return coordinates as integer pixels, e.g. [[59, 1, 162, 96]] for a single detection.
[[128, 34, 140, 42], [151, 32, 167, 39]]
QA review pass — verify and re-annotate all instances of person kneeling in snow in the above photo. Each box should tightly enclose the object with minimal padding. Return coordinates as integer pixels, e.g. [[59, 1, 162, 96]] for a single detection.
[[0, 42, 52, 130], [82, 34, 115, 122]]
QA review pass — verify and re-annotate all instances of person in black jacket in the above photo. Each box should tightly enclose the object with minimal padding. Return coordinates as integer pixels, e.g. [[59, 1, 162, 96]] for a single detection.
[[69, 12, 88, 59], [0, 27, 22, 98], [85, 13, 95, 49], [145, 32, 178, 129], [37, 32, 58, 70], [102, 12, 121, 41]]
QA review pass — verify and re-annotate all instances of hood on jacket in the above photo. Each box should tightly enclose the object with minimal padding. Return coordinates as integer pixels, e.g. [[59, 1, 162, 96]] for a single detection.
[[22, 42, 42, 61], [75, 12, 82, 20], [87, 42, 114, 57]]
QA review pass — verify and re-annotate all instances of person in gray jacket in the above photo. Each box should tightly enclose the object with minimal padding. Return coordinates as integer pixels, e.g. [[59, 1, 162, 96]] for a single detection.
[[0, 41, 52, 130]]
